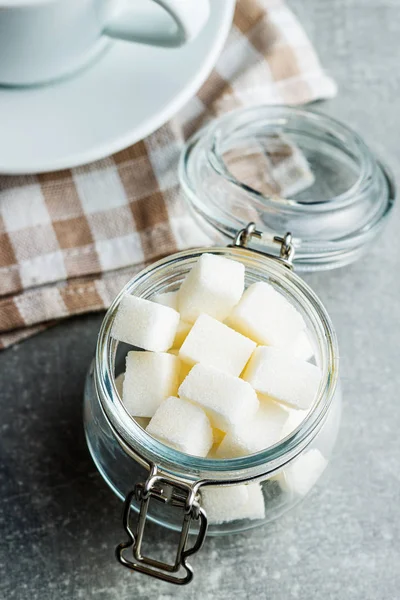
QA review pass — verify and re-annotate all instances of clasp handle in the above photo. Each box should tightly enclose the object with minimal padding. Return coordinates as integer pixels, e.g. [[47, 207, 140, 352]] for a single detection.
[[232, 222, 295, 269], [116, 467, 207, 585]]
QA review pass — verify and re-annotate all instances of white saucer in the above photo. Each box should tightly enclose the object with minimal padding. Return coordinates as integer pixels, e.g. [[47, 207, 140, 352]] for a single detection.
[[0, 1, 235, 174]]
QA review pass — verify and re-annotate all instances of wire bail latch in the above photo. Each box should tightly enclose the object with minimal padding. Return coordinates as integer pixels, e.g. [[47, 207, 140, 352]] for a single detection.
[[116, 466, 208, 585], [232, 222, 295, 268]]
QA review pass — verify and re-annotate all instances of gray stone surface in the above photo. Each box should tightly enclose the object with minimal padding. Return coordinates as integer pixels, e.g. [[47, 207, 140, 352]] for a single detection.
[[1, 1, 400, 598]]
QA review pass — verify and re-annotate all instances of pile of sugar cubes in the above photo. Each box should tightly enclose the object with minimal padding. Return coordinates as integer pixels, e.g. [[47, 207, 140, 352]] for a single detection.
[[112, 253, 327, 523]]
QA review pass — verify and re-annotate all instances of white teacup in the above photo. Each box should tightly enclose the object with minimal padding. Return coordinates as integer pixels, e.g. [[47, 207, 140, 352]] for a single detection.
[[0, 0, 210, 87]]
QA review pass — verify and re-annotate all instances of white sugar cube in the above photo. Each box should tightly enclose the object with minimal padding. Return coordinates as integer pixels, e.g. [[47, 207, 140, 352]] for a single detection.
[[179, 314, 256, 376], [288, 330, 314, 361], [280, 408, 308, 438], [201, 485, 248, 524], [246, 484, 266, 520], [178, 254, 245, 323], [111, 294, 180, 352], [216, 399, 288, 458], [146, 396, 213, 457], [179, 363, 259, 431], [115, 372, 151, 428], [152, 291, 179, 310], [243, 347, 321, 410], [152, 291, 191, 348], [123, 351, 180, 417], [200, 484, 265, 524], [226, 281, 305, 348], [280, 449, 327, 496]]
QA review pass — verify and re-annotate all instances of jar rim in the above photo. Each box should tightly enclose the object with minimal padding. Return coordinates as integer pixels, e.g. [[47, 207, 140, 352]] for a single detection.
[[95, 246, 339, 485], [179, 105, 396, 272]]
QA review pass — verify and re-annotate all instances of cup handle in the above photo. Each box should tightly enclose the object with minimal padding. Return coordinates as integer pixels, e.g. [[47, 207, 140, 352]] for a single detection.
[[104, 0, 210, 48]]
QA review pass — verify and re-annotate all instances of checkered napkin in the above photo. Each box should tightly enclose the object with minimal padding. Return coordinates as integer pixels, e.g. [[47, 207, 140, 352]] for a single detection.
[[0, 0, 336, 350]]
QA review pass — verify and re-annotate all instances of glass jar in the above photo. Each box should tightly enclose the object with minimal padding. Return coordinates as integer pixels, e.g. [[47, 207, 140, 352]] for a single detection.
[[83, 105, 394, 585], [180, 105, 395, 271]]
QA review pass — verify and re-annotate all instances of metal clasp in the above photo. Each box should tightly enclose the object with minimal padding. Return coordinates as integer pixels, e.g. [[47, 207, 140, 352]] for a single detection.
[[273, 232, 295, 265], [232, 222, 295, 268], [116, 466, 207, 585]]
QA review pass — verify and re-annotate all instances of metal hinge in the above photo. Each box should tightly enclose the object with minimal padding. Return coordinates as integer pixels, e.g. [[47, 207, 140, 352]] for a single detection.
[[232, 222, 295, 268], [116, 466, 207, 585]]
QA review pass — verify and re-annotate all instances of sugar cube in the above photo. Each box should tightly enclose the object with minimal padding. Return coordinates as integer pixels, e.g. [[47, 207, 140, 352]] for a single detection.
[[123, 351, 180, 417], [179, 363, 259, 431], [243, 346, 321, 410], [111, 294, 180, 352], [178, 254, 245, 323], [152, 290, 191, 349], [289, 330, 314, 361], [152, 291, 179, 310], [115, 372, 152, 428], [200, 484, 265, 524], [200, 485, 247, 524], [146, 396, 213, 457], [215, 398, 288, 458], [280, 408, 308, 438], [226, 281, 305, 347], [179, 314, 256, 376], [246, 484, 266, 520], [280, 449, 327, 496]]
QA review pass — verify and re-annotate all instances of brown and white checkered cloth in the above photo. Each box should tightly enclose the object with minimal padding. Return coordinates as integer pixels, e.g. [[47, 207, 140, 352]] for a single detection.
[[0, 0, 336, 350]]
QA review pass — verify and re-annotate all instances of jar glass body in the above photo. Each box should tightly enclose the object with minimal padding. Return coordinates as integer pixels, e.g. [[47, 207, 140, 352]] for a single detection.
[[83, 246, 340, 535]]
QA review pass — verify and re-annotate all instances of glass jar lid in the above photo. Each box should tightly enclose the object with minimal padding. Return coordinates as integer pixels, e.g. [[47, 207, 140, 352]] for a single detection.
[[179, 105, 395, 271]]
